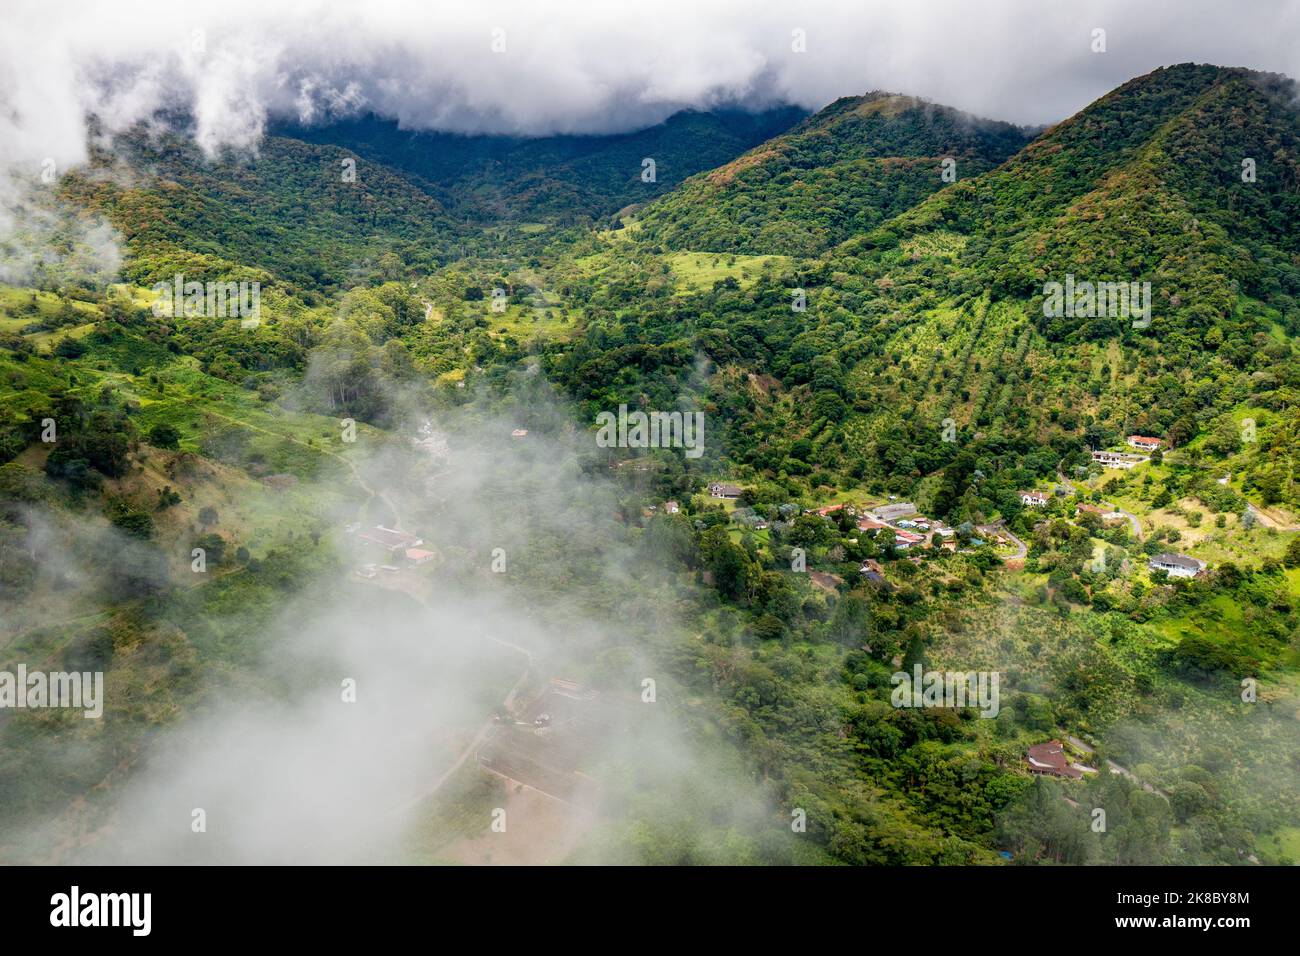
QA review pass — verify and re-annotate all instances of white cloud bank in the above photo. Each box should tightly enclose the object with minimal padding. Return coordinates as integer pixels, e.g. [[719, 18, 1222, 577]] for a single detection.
[[2, 0, 1298, 172], [0, 0, 1295, 286]]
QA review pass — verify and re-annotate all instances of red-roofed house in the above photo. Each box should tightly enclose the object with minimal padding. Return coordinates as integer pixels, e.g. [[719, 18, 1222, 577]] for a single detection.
[[1127, 435, 1163, 452], [891, 529, 926, 550], [1025, 740, 1083, 779]]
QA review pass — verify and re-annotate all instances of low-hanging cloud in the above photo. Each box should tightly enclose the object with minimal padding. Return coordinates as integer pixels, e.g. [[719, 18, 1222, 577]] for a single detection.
[[0, 366, 789, 864], [0, 0, 1295, 288], [3, 0, 1298, 174]]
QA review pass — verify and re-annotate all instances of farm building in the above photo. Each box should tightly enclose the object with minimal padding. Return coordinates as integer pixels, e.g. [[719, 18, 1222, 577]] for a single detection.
[[859, 559, 885, 584], [357, 525, 423, 552], [1077, 503, 1125, 523], [870, 502, 917, 522]]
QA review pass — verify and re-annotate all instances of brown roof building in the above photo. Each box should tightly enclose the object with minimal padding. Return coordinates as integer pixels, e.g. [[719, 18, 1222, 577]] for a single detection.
[[1025, 740, 1083, 779]]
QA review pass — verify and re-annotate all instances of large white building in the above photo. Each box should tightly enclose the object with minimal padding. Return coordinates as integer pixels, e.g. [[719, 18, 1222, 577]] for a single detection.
[[1092, 450, 1147, 469], [1127, 435, 1163, 452]]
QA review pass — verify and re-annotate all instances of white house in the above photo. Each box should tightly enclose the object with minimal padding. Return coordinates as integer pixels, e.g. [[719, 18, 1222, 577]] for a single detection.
[[1127, 435, 1163, 452], [1020, 490, 1049, 507], [1148, 552, 1206, 579], [1092, 450, 1147, 469]]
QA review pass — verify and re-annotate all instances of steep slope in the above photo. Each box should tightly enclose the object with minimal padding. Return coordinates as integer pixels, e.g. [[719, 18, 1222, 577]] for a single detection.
[[275, 107, 807, 224], [58, 127, 477, 298], [4, 62, 1300, 869], [555, 65, 1300, 519], [813, 64, 1300, 499], [530, 68, 1300, 868], [843, 64, 1300, 327], [633, 93, 1031, 256]]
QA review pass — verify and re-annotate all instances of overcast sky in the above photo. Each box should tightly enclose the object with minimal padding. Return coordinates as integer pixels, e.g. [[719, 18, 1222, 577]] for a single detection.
[[2, 0, 1298, 167]]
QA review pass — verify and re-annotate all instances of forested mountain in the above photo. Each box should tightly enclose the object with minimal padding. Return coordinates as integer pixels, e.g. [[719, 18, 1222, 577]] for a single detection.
[[842, 64, 1300, 317], [555, 65, 1300, 520], [637, 92, 1031, 256], [59, 127, 476, 298], [276, 106, 807, 224]]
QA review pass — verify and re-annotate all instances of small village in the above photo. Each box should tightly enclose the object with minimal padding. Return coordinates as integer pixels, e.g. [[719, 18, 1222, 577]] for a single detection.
[[682, 431, 1271, 808], [692, 433, 1216, 592]]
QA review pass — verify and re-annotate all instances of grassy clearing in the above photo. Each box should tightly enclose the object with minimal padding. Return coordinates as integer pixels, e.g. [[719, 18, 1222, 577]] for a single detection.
[[1260, 825, 1300, 864], [666, 251, 793, 293], [474, 302, 577, 344]]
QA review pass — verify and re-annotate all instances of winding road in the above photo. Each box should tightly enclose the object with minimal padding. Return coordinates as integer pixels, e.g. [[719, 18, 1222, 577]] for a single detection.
[[996, 522, 1028, 561]]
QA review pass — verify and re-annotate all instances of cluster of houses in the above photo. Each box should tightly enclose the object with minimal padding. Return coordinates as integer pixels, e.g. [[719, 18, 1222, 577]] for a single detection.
[[346, 524, 435, 577], [802, 501, 961, 580], [699, 491, 985, 581], [1021, 436, 1167, 505], [702, 456, 1210, 588]]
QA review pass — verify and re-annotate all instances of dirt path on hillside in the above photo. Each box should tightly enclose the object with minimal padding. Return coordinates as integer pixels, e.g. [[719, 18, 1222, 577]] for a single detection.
[[1247, 502, 1300, 531], [1105, 759, 1170, 800], [392, 646, 534, 818], [441, 781, 594, 865], [1099, 503, 1143, 540]]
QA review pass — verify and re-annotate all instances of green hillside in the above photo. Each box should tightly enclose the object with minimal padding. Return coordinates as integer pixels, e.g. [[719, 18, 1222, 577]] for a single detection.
[[277, 107, 808, 224], [60, 128, 476, 298], [2, 63, 1299, 867], [635, 92, 1031, 256]]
